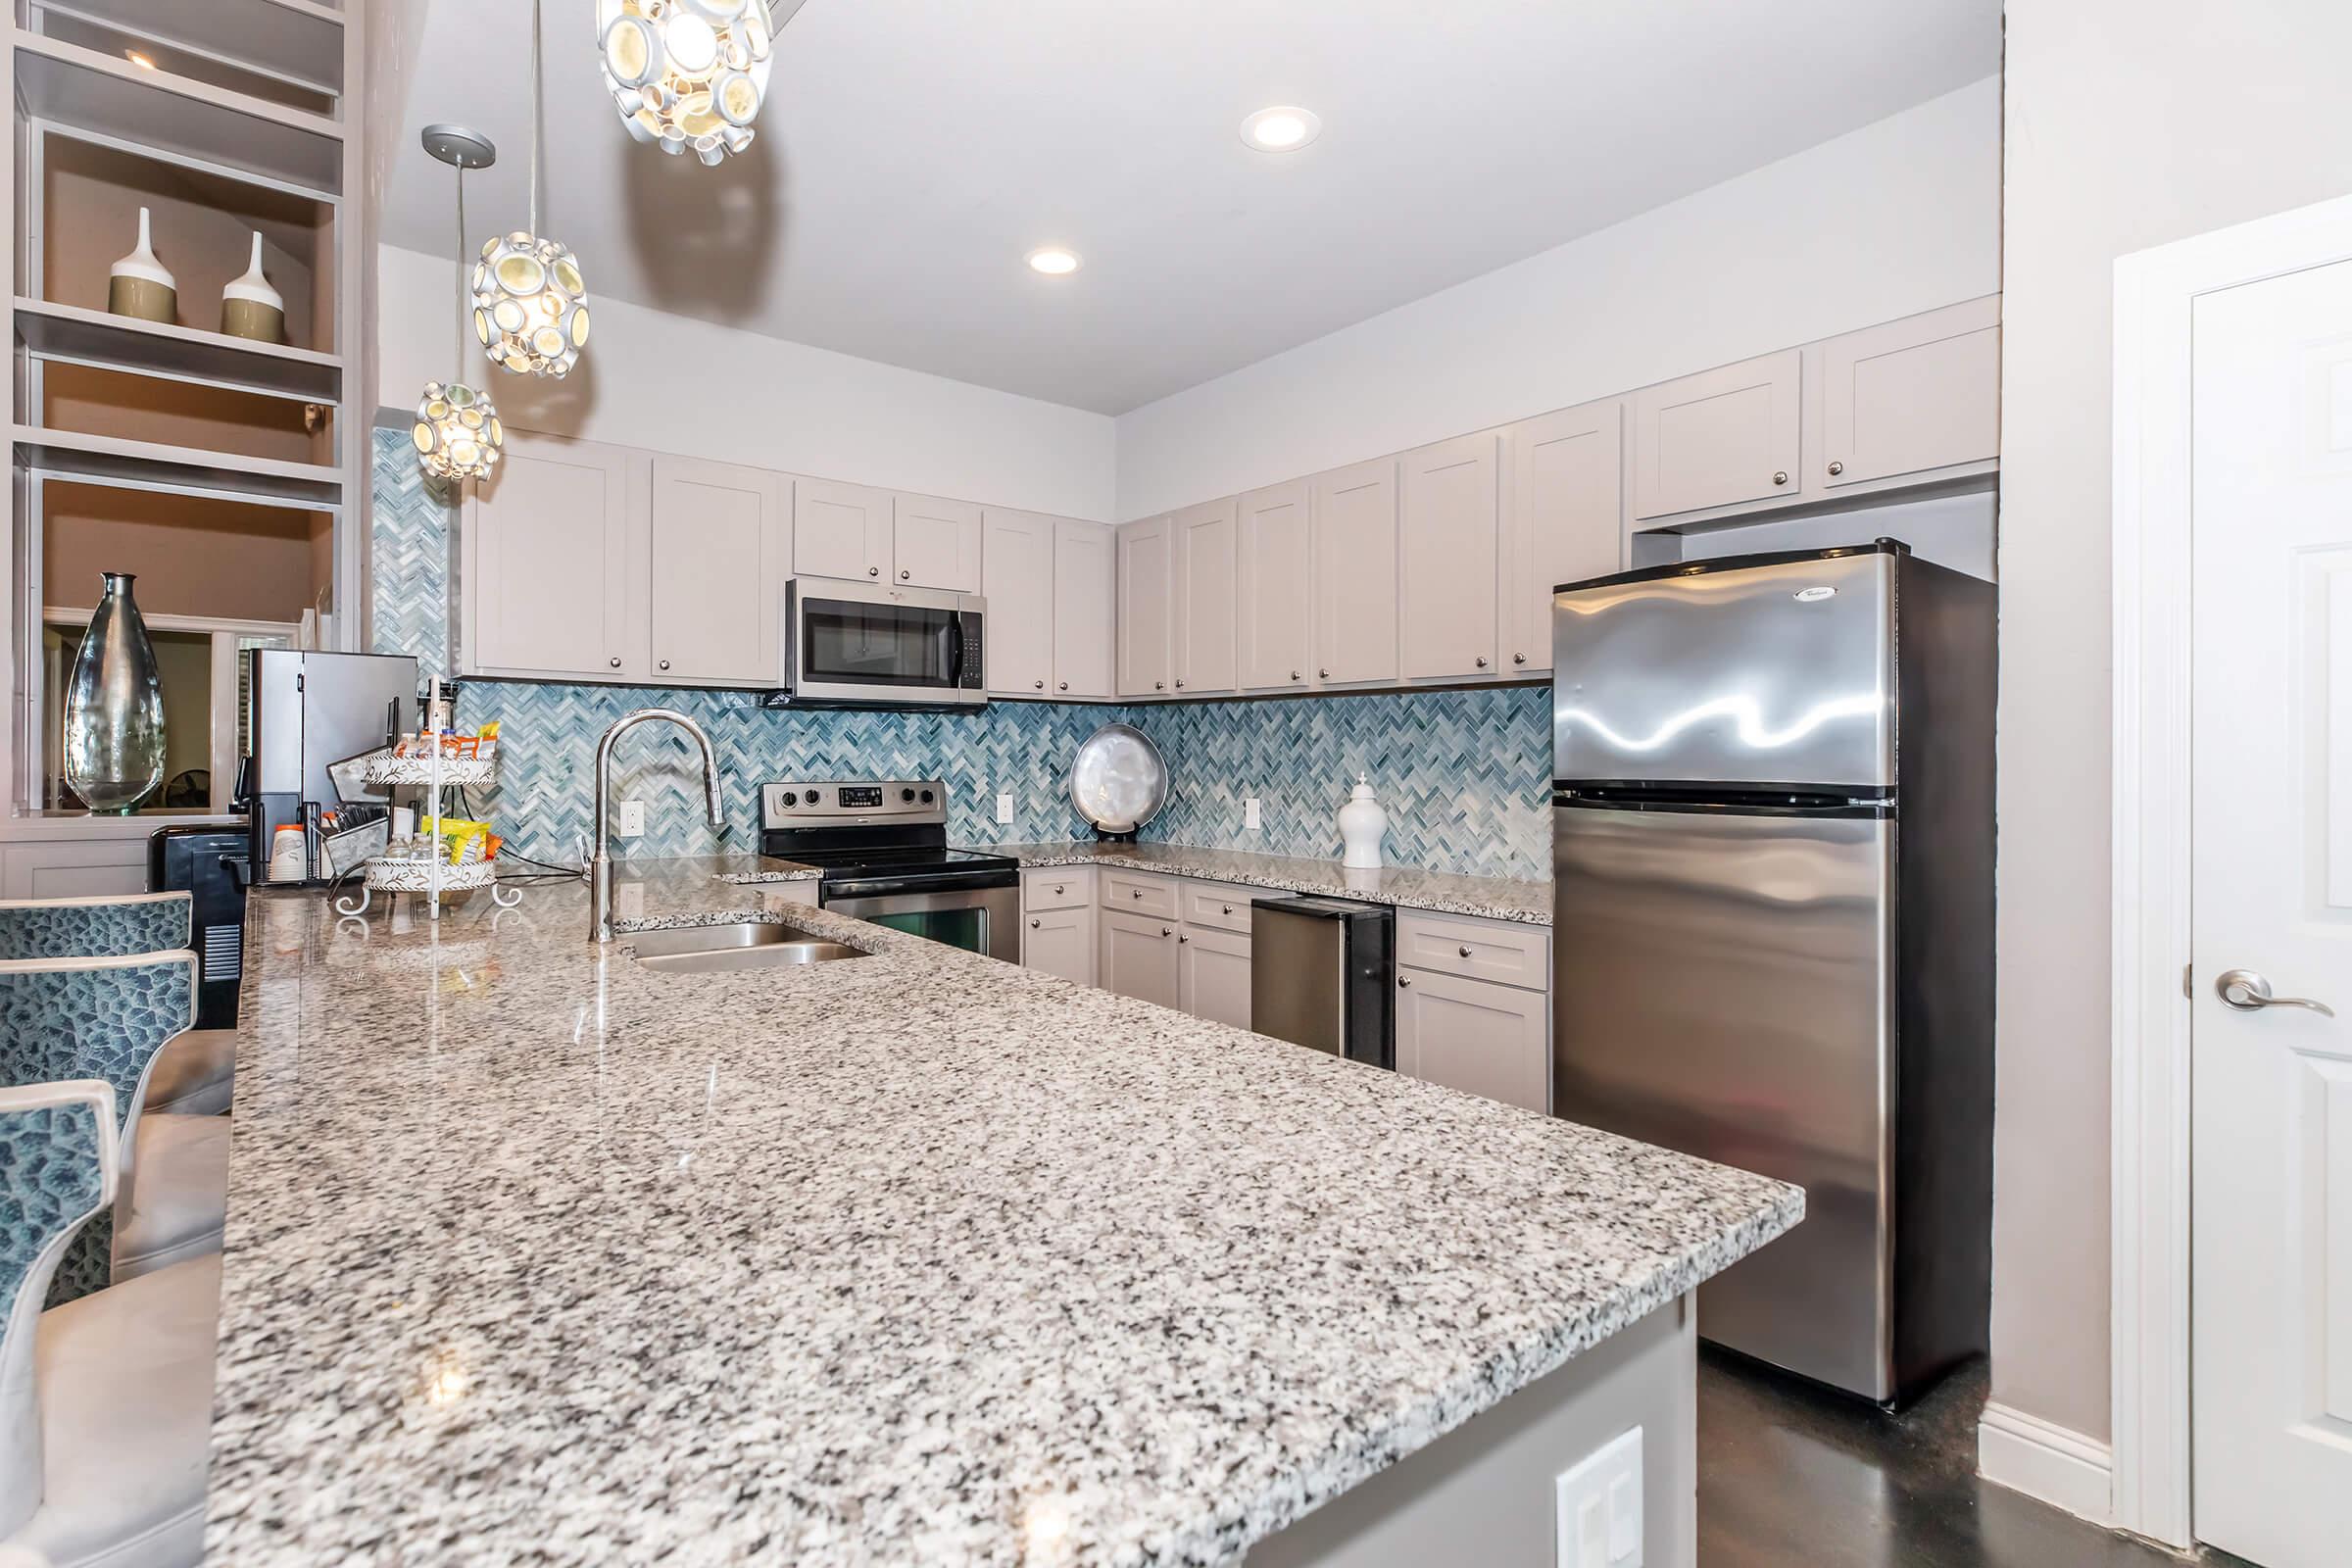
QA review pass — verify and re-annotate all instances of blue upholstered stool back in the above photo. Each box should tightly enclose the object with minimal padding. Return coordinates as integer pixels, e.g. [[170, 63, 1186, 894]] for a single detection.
[[0, 1079, 115, 1537], [0, 893, 191, 961], [0, 953, 195, 1305]]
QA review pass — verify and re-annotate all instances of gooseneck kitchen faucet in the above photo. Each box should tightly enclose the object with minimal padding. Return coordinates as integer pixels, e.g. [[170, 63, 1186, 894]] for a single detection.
[[588, 708, 725, 943]]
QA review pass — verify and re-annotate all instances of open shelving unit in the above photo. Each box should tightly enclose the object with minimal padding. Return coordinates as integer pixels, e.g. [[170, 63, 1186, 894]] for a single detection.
[[7, 0, 365, 820]]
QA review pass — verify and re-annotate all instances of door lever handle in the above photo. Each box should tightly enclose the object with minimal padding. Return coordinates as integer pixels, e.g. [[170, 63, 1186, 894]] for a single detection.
[[2215, 968, 2335, 1017]]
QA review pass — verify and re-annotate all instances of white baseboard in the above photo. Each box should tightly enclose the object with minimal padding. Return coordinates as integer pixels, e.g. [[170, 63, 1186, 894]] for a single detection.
[[1979, 1402, 2115, 1526]]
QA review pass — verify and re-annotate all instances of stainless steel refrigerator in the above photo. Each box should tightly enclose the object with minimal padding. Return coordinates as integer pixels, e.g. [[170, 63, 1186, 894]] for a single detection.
[[1549, 540, 1993, 1406]]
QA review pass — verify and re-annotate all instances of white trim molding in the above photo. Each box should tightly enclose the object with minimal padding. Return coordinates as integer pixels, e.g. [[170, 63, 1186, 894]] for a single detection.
[[2105, 188, 2352, 1552], [1981, 1402, 2115, 1527]]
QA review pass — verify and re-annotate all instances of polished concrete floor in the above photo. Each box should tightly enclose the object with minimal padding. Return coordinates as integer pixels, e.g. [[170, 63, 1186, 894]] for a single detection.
[[1696, 1349, 2240, 1568]]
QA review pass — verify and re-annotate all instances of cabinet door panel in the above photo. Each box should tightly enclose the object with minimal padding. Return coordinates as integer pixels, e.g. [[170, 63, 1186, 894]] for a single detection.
[[1024, 906, 1096, 986], [1100, 908, 1179, 1008], [467, 433, 639, 679], [1503, 402, 1622, 674], [1053, 520, 1115, 698], [793, 478, 891, 582], [1631, 349, 1801, 519], [1312, 458, 1399, 685], [1172, 498, 1237, 695], [1237, 480, 1312, 691], [1821, 298, 2001, 488], [981, 509, 1055, 696], [1400, 432, 1500, 679], [1180, 925, 1252, 1030], [895, 493, 983, 591], [649, 457, 783, 685], [1395, 968, 1548, 1113], [1116, 517, 1173, 697]]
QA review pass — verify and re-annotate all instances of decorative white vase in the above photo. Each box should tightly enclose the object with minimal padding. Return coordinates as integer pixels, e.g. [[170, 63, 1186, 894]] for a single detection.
[[1338, 772, 1388, 870], [106, 207, 177, 323], [220, 231, 286, 344]]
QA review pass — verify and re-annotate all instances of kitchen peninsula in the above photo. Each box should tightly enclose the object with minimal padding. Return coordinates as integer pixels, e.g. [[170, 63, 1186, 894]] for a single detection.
[[206, 860, 1799, 1566]]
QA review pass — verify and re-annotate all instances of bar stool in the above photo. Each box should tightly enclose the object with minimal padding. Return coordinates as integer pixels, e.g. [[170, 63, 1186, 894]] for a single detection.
[[0, 895, 232, 1117], [0, 1080, 215, 1568], [0, 952, 224, 1304]]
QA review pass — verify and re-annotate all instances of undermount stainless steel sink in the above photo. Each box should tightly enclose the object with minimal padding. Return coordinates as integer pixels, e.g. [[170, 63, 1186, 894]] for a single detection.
[[626, 921, 865, 973]]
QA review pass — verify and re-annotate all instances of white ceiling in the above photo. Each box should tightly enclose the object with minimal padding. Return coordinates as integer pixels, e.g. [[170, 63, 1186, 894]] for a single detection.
[[378, 0, 2001, 416]]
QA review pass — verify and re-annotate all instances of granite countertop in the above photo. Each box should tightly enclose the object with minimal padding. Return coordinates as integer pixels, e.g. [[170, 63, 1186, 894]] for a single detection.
[[964, 842, 1553, 926], [207, 858, 1795, 1567]]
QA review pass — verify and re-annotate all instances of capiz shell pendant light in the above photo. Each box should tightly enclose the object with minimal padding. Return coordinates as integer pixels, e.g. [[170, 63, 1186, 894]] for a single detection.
[[415, 125, 503, 484], [474, 0, 589, 376], [598, 0, 775, 166]]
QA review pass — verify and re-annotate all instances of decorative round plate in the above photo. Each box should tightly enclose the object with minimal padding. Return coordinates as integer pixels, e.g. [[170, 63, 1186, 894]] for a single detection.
[[1068, 723, 1169, 835]]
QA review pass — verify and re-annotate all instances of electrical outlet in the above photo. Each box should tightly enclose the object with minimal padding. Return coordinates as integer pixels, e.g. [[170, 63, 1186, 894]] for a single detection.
[[1555, 1426, 1642, 1568], [1244, 797, 1262, 831], [996, 792, 1014, 825], [618, 800, 646, 839]]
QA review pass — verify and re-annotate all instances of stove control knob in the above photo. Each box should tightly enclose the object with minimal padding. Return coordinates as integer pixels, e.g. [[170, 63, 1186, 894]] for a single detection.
[[919, 789, 935, 804], [776, 791, 797, 808], [901, 787, 916, 803]]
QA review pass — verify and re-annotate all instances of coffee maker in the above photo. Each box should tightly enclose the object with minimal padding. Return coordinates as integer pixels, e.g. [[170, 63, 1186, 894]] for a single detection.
[[238, 650, 419, 885]]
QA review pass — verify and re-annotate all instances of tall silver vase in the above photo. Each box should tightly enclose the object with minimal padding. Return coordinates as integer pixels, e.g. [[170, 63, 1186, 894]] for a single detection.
[[63, 572, 166, 814]]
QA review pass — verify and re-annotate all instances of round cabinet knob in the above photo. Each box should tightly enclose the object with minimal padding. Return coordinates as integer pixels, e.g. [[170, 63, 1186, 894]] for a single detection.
[[1319, 667, 1331, 679], [1828, 461, 1845, 476], [1458, 945, 1473, 957], [1512, 653, 1527, 665], [1054, 884, 1065, 895], [1398, 975, 1413, 988], [868, 565, 880, 576], [609, 657, 622, 668], [659, 660, 671, 671], [1221, 905, 1233, 915], [900, 569, 911, 580], [1154, 681, 1165, 691], [1160, 926, 1173, 938], [1030, 918, 1041, 930], [1178, 934, 1190, 945], [1175, 679, 1186, 689], [1773, 470, 1789, 486], [1475, 656, 1489, 668], [1132, 889, 1144, 900], [1058, 681, 1069, 691], [1291, 669, 1302, 681], [1034, 680, 1045, 690]]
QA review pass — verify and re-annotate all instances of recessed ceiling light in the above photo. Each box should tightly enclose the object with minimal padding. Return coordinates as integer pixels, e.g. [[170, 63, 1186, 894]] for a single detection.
[[125, 50, 158, 70], [1241, 106, 1321, 153], [1026, 247, 1082, 276]]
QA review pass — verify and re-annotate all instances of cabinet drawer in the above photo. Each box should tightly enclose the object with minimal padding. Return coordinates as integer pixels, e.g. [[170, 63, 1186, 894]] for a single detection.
[[1396, 910, 1549, 992], [1102, 870, 1179, 919], [1180, 880, 1260, 935], [1023, 866, 1096, 912]]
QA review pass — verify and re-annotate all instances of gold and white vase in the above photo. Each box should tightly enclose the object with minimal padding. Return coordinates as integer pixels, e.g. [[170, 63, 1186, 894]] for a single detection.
[[106, 207, 177, 324], [220, 231, 286, 344]]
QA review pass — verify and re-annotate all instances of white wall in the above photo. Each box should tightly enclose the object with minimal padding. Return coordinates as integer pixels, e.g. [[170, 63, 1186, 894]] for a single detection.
[[1112, 76, 2001, 521], [376, 244, 1118, 521], [1997, 0, 2352, 1447]]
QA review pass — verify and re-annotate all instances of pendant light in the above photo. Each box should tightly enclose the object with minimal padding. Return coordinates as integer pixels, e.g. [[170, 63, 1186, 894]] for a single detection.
[[474, 0, 590, 377], [414, 125, 503, 484], [597, 0, 776, 166]]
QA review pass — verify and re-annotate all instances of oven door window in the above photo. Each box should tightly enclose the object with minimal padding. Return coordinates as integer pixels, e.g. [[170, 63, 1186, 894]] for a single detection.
[[863, 906, 987, 954], [801, 601, 956, 689]]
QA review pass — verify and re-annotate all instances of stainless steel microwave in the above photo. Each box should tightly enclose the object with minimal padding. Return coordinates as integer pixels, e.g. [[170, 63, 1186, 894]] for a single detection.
[[774, 577, 987, 709]]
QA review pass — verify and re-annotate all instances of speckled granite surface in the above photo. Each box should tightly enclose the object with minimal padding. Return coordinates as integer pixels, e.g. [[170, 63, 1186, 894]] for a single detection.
[[966, 842, 1553, 926], [207, 860, 1794, 1567]]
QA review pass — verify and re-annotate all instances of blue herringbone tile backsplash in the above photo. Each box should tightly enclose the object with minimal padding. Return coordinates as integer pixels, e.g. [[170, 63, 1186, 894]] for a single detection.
[[371, 430, 1551, 878]]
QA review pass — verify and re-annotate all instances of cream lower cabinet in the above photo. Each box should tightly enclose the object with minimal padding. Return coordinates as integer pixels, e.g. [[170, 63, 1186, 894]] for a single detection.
[[1178, 925, 1252, 1030], [1024, 906, 1097, 985], [1395, 967, 1549, 1114], [1100, 907, 1180, 1007]]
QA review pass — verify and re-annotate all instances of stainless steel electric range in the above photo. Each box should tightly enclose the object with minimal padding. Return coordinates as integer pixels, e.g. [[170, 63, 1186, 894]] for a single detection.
[[758, 780, 1019, 961]]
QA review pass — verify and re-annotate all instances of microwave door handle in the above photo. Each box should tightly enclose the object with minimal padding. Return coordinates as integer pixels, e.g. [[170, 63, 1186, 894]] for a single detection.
[[947, 611, 968, 687]]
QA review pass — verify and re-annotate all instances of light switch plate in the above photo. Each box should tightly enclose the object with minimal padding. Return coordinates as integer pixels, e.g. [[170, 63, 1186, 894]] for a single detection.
[[1555, 1426, 1642, 1568], [1244, 797, 1261, 831], [617, 800, 646, 839], [996, 792, 1015, 825]]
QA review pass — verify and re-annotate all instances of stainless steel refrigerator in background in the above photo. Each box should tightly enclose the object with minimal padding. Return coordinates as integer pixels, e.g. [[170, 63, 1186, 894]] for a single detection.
[[1549, 540, 1993, 1407], [241, 650, 419, 886]]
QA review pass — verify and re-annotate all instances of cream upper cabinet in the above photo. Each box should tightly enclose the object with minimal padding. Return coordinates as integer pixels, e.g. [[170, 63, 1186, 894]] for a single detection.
[[648, 457, 786, 686], [1311, 457, 1399, 686], [1399, 432, 1501, 680], [1395, 967, 1549, 1114], [1116, 515, 1173, 696], [793, 477, 892, 582], [893, 493, 983, 591], [465, 431, 644, 681], [1053, 519, 1115, 698], [1818, 297, 2001, 489], [981, 509, 1055, 696], [1171, 498, 1237, 696], [1236, 480, 1312, 692], [1631, 349, 1802, 519], [1502, 402, 1623, 675]]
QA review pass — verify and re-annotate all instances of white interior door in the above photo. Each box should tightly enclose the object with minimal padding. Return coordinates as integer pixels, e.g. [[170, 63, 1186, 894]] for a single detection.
[[2190, 255, 2352, 1568]]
